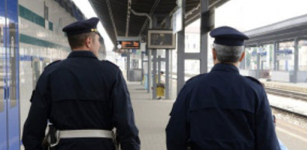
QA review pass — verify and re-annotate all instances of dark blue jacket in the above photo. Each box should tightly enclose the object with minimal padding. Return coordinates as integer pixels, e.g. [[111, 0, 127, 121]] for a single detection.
[[22, 51, 140, 150], [166, 63, 280, 150]]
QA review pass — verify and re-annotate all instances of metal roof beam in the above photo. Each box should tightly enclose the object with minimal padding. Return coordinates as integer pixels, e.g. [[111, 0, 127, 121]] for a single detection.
[[125, 0, 132, 37], [106, 0, 118, 37]]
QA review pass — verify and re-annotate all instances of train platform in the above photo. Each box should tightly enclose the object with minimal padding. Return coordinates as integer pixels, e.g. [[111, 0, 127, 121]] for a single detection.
[[126, 80, 307, 150], [127, 76, 307, 149], [127, 81, 174, 150]]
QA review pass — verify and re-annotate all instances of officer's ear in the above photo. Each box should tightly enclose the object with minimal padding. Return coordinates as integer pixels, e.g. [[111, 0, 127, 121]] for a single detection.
[[85, 36, 93, 48], [212, 48, 217, 60], [239, 51, 245, 62]]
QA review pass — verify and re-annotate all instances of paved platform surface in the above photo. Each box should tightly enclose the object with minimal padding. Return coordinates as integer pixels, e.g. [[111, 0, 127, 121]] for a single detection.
[[127, 80, 307, 150], [127, 82, 174, 150]]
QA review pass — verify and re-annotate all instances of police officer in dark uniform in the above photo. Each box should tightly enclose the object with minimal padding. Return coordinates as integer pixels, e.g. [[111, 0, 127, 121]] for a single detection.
[[166, 26, 280, 150], [22, 17, 140, 150]]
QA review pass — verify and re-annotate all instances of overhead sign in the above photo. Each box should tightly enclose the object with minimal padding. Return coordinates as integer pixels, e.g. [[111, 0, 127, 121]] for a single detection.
[[147, 30, 176, 49], [117, 41, 140, 49]]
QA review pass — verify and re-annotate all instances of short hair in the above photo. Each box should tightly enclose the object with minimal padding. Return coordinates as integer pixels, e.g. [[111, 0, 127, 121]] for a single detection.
[[67, 32, 96, 49], [213, 43, 244, 63]]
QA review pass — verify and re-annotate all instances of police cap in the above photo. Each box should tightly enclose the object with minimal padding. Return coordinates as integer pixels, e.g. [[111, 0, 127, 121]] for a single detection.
[[210, 26, 249, 46], [62, 17, 99, 36]]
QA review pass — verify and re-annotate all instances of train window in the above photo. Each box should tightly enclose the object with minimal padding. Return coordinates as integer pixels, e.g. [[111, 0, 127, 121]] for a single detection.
[[277, 41, 295, 71]]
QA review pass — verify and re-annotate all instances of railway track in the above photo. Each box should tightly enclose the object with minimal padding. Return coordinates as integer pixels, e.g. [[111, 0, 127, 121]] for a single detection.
[[265, 87, 307, 101], [266, 87, 307, 122]]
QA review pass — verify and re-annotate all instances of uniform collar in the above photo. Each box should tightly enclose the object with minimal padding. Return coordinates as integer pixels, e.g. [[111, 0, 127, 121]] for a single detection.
[[67, 51, 98, 59], [211, 63, 239, 73]]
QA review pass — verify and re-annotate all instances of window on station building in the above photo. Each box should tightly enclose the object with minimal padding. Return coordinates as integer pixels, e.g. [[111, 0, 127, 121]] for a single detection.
[[277, 41, 294, 71], [244, 47, 258, 70], [185, 19, 200, 53], [262, 44, 274, 70], [298, 40, 307, 71]]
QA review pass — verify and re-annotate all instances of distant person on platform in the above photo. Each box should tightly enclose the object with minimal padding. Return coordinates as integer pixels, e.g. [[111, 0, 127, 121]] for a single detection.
[[22, 17, 140, 150], [166, 26, 280, 150]]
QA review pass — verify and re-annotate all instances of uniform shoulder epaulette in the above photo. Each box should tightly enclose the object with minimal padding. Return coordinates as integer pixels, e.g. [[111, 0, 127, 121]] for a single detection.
[[45, 60, 61, 70], [245, 76, 264, 87]]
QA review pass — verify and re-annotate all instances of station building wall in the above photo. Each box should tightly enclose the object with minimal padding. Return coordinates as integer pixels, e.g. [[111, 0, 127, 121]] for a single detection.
[[18, 1, 80, 149]]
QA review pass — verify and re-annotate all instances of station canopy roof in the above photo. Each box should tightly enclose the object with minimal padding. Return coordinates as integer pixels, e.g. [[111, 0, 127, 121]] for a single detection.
[[89, 0, 229, 49]]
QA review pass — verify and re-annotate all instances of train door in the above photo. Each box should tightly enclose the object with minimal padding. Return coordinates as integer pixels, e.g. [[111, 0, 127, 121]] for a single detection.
[[7, 20, 19, 150], [0, 0, 8, 149], [0, 10, 8, 150], [0, 0, 20, 149]]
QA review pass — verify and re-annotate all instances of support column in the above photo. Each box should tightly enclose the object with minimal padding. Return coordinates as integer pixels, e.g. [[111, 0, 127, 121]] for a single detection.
[[276, 42, 280, 70], [200, 0, 209, 74], [165, 49, 170, 99], [127, 50, 130, 80], [158, 55, 161, 83], [130, 10, 153, 93], [152, 50, 157, 99], [273, 42, 279, 71], [147, 49, 151, 93], [256, 45, 261, 79], [177, 0, 186, 94], [141, 51, 144, 85], [164, 16, 171, 99], [293, 38, 299, 83]]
